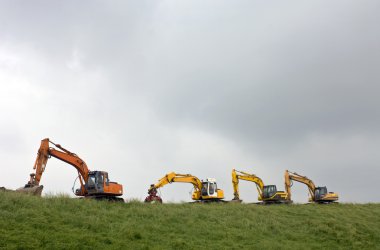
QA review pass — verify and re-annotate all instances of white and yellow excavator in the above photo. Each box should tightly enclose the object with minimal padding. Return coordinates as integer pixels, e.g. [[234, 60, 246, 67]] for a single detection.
[[284, 170, 339, 203], [232, 169, 289, 204], [145, 172, 224, 203]]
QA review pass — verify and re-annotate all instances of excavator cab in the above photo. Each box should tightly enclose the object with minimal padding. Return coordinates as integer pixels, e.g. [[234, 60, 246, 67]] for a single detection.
[[262, 185, 278, 199], [313, 186, 339, 203], [201, 179, 217, 197], [199, 178, 224, 200], [76, 171, 123, 198], [314, 186, 328, 200], [85, 171, 105, 195], [262, 185, 289, 203]]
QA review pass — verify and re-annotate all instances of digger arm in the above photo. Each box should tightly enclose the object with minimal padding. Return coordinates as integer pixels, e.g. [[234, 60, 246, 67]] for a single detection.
[[150, 172, 203, 193], [284, 170, 316, 201], [29, 138, 90, 194], [232, 169, 265, 200], [30, 138, 50, 186], [284, 170, 292, 201]]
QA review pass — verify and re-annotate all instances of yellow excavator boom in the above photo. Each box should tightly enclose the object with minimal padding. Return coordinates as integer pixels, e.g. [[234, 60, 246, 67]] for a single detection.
[[232, 169, 264, 201], [149, 172, 204, 200]]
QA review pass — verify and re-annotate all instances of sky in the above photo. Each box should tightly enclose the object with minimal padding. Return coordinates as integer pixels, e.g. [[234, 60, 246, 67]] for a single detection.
[[0, 0, 379, 203]]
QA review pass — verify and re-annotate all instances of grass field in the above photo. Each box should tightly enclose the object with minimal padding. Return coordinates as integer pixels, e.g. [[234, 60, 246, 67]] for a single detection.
[[0, 191, 379, 249]]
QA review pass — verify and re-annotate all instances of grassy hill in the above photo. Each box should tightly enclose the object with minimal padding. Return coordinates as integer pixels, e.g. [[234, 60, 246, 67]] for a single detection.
[[1, 191, 379, 249]]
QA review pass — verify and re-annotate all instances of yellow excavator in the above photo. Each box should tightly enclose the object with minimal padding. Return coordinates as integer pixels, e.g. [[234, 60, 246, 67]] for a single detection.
[[284, 170, 339, 203], [18, 138, 124, 201], [232, 169, 289, 204], [145, 172, 224, 203]]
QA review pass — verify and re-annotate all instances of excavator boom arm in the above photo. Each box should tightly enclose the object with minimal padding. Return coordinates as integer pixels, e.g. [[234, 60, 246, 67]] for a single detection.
[[48, 148, 89, 182], [232, 169, 265, 200], [151, 172, 203, 192], [28, 138, 90, 194], [31, 139, 50, 185], [285, 170, 316, 201]]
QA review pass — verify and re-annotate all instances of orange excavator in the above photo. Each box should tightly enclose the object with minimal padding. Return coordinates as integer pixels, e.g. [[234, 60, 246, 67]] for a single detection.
[[18, 138, 124, 201]]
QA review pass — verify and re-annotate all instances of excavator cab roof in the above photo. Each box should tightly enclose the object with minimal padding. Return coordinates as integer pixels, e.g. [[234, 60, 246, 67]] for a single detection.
[[205, 178, 217, 183], [315, 186, 327, 194]]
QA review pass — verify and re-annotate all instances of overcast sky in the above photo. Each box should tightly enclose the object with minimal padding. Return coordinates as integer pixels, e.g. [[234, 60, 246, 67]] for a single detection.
[[0, 1, 379, 203]]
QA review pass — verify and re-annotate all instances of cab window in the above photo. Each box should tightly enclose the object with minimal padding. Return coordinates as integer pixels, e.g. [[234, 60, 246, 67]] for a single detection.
[[104, 173, 110, 186], [97, 174, 103, 186], [201, 183, 208, 196], [209, 183, 215, 195], [88, 175, 96, 187]]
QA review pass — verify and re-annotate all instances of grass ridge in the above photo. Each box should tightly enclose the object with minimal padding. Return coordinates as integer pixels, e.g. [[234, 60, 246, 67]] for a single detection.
[[0, 191, 379, 249]]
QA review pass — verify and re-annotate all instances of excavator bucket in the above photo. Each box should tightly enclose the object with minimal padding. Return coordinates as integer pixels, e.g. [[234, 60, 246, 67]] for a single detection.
[[144, 186, 163, 203], [0, 187, 13, 192], [230, 198, 243, 203], [16, 185, 44, 196], [144, 195, 163, 203]]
